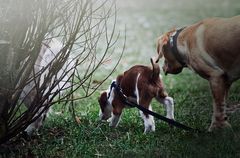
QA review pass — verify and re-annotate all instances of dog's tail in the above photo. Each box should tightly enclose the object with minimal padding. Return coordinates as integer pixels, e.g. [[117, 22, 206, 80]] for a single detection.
[[150, 57, 160, 80]]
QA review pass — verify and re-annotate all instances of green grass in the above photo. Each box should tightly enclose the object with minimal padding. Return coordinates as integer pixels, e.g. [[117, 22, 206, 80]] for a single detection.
[[4, 71, 240, 157], [2, 0, 240, 157]]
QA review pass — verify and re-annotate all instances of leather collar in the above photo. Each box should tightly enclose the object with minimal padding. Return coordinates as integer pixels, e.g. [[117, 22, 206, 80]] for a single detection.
[[168, 27, 186, 67]]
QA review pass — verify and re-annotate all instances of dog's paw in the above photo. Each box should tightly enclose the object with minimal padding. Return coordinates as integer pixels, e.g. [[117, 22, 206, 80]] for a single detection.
[[167, 118, 175, 128], [144, 125, 155, 134], [208, 120, 232, 132]]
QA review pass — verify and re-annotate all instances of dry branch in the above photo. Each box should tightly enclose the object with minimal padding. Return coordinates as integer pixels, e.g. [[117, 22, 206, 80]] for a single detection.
[[0, 0, 124, 144]]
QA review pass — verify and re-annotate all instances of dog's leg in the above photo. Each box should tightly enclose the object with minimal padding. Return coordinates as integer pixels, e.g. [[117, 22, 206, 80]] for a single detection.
[[138, 97, 155, 133], [209, 77, 231, 131], [109, 112, 122, 127], [139, 104, 155, 133], [25, 107, 49, 135], [25, 115, 44, 135], [109, 101, 123, 127], [22, 89, 48, 135], [156, 96, 174, 120]]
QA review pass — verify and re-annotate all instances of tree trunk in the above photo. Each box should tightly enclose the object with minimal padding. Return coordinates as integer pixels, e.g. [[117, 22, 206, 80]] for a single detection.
[[0, 40, 14, 139]]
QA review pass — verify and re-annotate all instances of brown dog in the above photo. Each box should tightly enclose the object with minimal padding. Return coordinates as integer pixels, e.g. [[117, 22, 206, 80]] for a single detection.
[[98, 58, 174, 133], [156, 15, 240, 131]]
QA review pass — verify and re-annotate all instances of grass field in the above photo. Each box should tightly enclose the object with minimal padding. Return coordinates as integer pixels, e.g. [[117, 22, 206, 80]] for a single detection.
[[2, 0, 240, 157]]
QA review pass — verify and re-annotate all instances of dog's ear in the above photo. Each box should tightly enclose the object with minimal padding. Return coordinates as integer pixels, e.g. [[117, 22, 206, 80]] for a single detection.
[[98, 91, 108, 111], [156, 29, 177, 62], [156, 34, 169, 62]]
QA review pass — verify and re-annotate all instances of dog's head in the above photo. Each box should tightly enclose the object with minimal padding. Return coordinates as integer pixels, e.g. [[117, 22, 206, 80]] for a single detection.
[[98, 91, 112, 121], [156, 31, 184, 75]]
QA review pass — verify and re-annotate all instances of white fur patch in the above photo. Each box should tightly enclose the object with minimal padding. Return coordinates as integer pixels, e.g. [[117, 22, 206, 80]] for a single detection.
[[160, 74, 163, 79], [109, 113, 121, 127], [25, 124, 36, 135], [157, 96, 175, 120], [25, 107, 46, 135], [135, 73, 155, 133], [134, 73, 141, 104], [140, 105, 155, 133], [162, 96, 174, 120], [107, 80, 116, 105]]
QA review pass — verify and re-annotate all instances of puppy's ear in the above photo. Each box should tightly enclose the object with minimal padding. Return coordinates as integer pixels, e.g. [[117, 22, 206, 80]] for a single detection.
[[156, 34, 169, 62], [98, 92, 108, 111]]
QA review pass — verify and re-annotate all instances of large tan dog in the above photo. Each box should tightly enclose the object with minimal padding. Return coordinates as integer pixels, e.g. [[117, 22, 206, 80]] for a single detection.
[[156, 15, 240, 131]]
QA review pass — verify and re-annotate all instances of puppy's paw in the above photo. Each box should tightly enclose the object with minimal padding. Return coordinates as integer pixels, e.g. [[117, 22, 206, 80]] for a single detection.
[[144, 124, 155, 133], [168, 118, 175, 128]]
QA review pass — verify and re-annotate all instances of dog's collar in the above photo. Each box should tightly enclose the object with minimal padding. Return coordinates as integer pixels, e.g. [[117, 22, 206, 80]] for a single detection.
[[169, 27, 186, 67]]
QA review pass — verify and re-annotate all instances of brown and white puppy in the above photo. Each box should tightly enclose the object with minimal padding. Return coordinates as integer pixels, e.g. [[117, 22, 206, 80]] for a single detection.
[[156, 15, 240, 131], [98, 58, 174, 133]]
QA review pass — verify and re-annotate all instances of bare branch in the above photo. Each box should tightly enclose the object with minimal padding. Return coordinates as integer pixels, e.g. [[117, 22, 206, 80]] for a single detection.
[[0, 0, 124, 144]]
